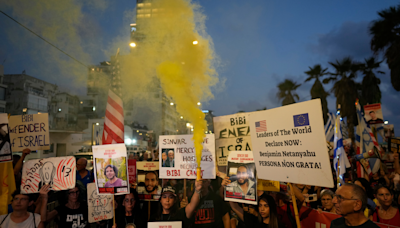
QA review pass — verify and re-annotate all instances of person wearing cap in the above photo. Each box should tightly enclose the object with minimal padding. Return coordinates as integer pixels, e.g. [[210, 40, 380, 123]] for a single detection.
[[151, 179, 203, 227]]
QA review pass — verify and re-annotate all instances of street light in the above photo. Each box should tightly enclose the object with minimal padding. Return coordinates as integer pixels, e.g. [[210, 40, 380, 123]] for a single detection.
[[197, 102, 201, 106], [193, 40, 198, 45], [170, 102, 174, 106], [130, 42, 137, 47], [91, 122, 100, 147]]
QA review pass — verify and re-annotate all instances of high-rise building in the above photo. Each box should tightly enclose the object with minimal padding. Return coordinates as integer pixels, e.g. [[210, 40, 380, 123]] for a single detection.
[[0, 65, 7, 113], [50, 93, 80, 130]]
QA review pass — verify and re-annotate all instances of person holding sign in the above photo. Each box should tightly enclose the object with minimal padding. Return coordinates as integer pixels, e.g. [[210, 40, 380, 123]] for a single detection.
[[104, 164, 123, 188], [229, 164, 256, 200]]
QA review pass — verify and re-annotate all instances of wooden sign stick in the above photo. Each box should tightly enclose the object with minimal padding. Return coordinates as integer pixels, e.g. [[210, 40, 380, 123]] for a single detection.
[[287, 183, 301, 228]]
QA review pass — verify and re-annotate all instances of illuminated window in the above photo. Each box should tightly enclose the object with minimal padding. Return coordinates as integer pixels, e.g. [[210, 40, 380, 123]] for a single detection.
[[144, 14, 151, 18], [137, 3, 144, 7], [137, 14, 144, 18], [145, 3, 151, 7]]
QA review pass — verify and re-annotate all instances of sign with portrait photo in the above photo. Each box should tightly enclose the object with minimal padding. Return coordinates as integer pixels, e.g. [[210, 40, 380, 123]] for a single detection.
[[136, 161, 161, 201], [224, 151, 257, 205], [93, 144, 129, 195], [364, 103, 384, 125], [0, 113, 12, 163], [384, 124, 395, 139]]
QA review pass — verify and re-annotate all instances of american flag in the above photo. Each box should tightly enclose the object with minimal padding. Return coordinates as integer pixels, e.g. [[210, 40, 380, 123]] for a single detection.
[[102, 49, 124, 144], [255, 120, 267, 132]]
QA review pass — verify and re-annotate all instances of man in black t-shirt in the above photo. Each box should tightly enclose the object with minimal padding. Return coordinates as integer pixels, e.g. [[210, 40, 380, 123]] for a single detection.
[[330, 183, 379, 228]]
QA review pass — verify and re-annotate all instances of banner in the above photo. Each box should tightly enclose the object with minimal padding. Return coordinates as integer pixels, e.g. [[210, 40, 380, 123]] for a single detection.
[[9, 113, 50, 152], [0, 162, 16, 214], [136, 161, 161, 201], [21, 156, 76, 193], [249, 99, 334, 187], [87, 183, 113, 223], [213, 113, 252, 166], [148, 221, 182, 228], [224, 151, 257, 205], [128, 159, 137, 184], [159, 134, 216, 179], [257, 179, 280, 192], [93, 144, 129, 195], [0, 113, 12, 163], [384, 124, 395, 138], [364, 103, 384, 125]]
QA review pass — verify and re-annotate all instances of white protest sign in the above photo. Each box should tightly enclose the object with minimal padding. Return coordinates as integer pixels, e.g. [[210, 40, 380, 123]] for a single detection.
[[21, 156, 76, 193], [9, 113, 50, 152], [148, 221, 182, 228], [87, 183, 113, 223], [224, 151, 257, 205], [159, 134, 216, 179], [214, 113, 252, 166], [249, 99, 333, 187], [0, 113, 12, 163], [93, 143, 129, 195]]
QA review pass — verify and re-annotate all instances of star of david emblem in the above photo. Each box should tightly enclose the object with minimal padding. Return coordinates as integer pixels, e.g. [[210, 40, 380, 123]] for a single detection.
[[362, 129, 373, 146]]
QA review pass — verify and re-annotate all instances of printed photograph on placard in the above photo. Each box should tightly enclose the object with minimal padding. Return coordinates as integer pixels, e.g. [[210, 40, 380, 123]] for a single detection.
[[136, 161, 161, 201], [0, 113, 12, 163], [364, 103, 384, 125], [161, 148, 175, 168], [225, 151, 257, 205]]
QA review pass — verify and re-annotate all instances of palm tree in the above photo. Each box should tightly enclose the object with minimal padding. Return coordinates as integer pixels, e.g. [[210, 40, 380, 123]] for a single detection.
[[323, 57, 362, 141], [361, 57, 384, 105], [304, 64, 329, 123], [277, 79, 301, 106], [370, 5, 400, 91]]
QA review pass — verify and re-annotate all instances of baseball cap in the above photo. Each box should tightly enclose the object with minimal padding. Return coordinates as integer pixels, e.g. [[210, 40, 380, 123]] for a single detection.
[[161, 186, 177, 196]]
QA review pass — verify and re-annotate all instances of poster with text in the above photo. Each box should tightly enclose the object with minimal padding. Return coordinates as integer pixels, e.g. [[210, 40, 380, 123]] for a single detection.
[[225, 151, 257, 205], [93, 144, 129, 195], [9, 113, 50, 152], [364, 103, 384, 125], [148, 221, 182, 228], [21, 156, 76, 193], [128, 159, 137, 184], [0, 113, 12, 163], [159, 134, 216, 179], [214, 113, 252, 166], [249, 99, 334, 187], [384, 124, 395, 139], [87, 183, 113, 223], [136, 161, 161, 201]]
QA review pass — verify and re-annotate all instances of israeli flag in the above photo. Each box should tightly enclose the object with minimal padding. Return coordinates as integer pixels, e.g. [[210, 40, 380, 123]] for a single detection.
[[325, 112, 335, 142], [333, 113, 350, 184]]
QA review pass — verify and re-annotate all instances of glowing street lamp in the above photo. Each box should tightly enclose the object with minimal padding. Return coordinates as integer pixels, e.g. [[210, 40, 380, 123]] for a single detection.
[[192, 40, 198, 45], [130, 42, 137, 47]]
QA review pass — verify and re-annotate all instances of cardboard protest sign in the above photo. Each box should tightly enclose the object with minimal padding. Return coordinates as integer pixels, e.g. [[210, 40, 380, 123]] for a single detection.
[[21, 156, 76, 193], [136, 161, 161, 201], [249, 99, 334, 187], [128, 159, 137, 184], [87, 183, 113, 223], [9, 113, 50, 152], [364, 103, 384, 125], [213, 113, 252, 166], [224, 151, 257, 205], [148, 221, 182, 228], [384, 124, 395, 138], [159, 134, 216, 179], [93, 144, 129, 195], [0, 113, 12, 163], [257, 179, 280, 192]]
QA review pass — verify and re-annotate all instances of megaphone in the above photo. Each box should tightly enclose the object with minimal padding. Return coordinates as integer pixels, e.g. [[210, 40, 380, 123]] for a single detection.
[[354, 149, 377, 161]]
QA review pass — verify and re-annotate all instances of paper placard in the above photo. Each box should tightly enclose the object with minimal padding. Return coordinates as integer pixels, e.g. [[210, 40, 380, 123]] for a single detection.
[[159, 134, 216, 179], [148, 221, 182, 228], [213, 113, 252, 166], [87, 183, 113, 223], [93, 144, 129, 195], [364, 103, 384, 125], [9, 113, 50, 152], [21, 156, 76, 193], [224, 151, 257, 205], [0, 113, 12, 163], [249, 99, 334, 187], [257, 179, 280, 192], [136, 161, 161, 201]]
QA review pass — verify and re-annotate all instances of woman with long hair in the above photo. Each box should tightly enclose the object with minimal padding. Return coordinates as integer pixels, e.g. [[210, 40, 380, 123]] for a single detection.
[[115, 189, 145, 228], [371, 185, 400, 227]]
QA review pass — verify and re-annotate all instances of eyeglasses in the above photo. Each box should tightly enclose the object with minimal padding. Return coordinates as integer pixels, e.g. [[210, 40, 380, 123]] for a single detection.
[[68, 191, 80, 195], [333, 194, 358, 203]]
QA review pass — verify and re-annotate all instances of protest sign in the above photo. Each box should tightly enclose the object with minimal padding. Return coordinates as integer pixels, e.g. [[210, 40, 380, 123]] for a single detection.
[[148, 221, 182, 228], [384, 124, 395, 138], [364, 103, 384, 125], [213, 113, 252, 166], [249, 99, 334, 187], [87, 183, 113, 223], [224, 151, 257, 205], [93, 143, 129, 195], [388, 138, 400, 153], [128, 159, 137, 184], [257, 179, 280, 192], [159, 134, 216, 179], [21, 156, 76, 193], [9, 113, 50, 152], [136, 161, 161, 201], [0, 113, 12, 163]]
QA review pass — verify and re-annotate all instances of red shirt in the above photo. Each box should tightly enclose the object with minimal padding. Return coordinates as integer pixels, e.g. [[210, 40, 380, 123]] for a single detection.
[[372, 207, 400, 227]]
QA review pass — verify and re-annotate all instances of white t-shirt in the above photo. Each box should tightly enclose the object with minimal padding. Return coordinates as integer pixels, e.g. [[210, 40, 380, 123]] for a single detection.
[[0, 213, 40, 228]]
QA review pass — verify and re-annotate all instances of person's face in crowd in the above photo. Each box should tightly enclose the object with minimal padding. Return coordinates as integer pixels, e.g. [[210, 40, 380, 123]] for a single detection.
[[370, 111, 377, 120], [128, 154, 134, 160], [258, 199, 270, 218], [106, 167, 116, 180], [354, 181, 365, 191], [12, 194, 32, 211], [237, 166, 249, 185], [143, 153, 148, 160], [76, 158, 87, 171], [332, 186, 359, 216], [134, 155, 140, 160], [168, 151, 174, 160], [123, 193, 136, 212], [68, 187, 80, 202], [160, 193, 175, 210], [162, 153, 167, 161], [376, 187, 393, 207], [321, 195, 334, 210], [154, 151, 159, 159], [145, 172, 158, 193]]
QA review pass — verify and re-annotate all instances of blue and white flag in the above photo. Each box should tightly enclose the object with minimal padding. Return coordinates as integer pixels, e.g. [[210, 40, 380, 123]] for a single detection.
[[333, 113, 350, 185], [325, 113, 335, 142]]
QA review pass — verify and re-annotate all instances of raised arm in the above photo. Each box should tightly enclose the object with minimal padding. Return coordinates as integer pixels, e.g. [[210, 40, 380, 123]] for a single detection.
[[14, 148, 30, 175], [185, 179, 203, 218], [38, 185, 51, 228]]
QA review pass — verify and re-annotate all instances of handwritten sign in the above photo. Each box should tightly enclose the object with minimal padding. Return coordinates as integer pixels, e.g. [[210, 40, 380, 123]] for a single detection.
[[9, 113, 50, 152], [147, 221, 182, 228], [87, 183, 113, 223], [93, 143, 129, 195], [159, 134, 216, 179], [0, 113, 12, 163], [128, 159, 137, 184], [213, 113, 252, 166], [21, 156, 76, 193], [136, 161, 161, 201], [249, 99, 334, 187]]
